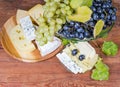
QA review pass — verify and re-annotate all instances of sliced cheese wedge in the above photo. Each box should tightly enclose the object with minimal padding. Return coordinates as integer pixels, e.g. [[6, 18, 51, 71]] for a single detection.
[[7, 25, 38, 59], [75, 42, 96, 59], [28, 4, 44, 25]]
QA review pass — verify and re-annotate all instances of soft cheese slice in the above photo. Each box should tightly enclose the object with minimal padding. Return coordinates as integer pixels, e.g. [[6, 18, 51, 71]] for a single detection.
[[16, 9, 29, 24], [20, 16, 36, 41], [36, 37, 61, 56], [63, 46, 89, 73], [57, 42, 98, 74], [9, 25, 36, 58], [75, 42, 96, 59], [28, 4, 44, 25], [57, 53, 82, 74]]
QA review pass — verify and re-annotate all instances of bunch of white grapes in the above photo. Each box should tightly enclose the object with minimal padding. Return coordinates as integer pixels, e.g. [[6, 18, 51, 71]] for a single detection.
[[35, 0, 73, 46]]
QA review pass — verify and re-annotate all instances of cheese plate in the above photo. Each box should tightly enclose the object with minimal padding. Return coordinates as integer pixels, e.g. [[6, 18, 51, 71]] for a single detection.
[[0, 16, 63, 62]]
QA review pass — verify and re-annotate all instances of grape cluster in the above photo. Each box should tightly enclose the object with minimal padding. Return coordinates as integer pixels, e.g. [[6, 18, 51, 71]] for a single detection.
[[89, 0, 117, 29], [58, 21, 93, 40], [35, 0, 73, 46]]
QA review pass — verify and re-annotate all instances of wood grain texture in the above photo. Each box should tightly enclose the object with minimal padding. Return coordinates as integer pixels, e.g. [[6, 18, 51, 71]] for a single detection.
[[0, 0, 120, 87]]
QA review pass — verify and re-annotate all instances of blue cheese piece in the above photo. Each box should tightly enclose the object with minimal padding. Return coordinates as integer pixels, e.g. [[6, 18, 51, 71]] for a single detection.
[[36, 37, 61, 56], [57, 52, 83, 74], [20, 16, 36, 41]]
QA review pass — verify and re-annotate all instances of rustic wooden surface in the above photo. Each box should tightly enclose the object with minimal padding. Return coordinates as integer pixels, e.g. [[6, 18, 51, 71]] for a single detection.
[[0, 0, 120, 87]]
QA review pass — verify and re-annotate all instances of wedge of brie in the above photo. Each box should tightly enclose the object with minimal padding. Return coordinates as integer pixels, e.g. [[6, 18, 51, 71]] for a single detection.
[[36, 37, 61, 56], [56, 42, 98, 74]]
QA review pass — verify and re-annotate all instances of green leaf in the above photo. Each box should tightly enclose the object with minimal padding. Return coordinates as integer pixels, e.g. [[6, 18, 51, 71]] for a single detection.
[[97, 22, 114, 38], [102, 41, 118, 56], [91, 58, 110, 81], [61, 38, 70, 46], [70, 0, 83, 9], [70, 0, 93, 9], [81, 0, 93, 7]]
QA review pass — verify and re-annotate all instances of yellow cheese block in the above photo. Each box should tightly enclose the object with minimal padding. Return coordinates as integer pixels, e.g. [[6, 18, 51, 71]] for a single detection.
[[28, 4, 44, 25], [8, 25, 38, 59], [9, 25, 35, 51]]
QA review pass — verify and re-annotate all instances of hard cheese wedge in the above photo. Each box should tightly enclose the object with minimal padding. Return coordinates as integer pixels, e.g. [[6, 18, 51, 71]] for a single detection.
[[8, 25, 37, 59], [56, 42, 98, 74], [28, 4, 44, 25]]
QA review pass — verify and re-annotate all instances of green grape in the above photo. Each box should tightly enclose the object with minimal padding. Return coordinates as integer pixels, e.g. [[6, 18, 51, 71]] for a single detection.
[[49, 19, 56, 25], [60, 8, 66, 14], [37, 16, 45, 23], [46, 12, 54, 18], [43, 26, 48, 32], [40, 23, 47, 27], [36, 33, 43, 39], [44, 32, 50, 37], [65, 6, 70, 10], [49, 27, 55, 36], [61, 17, 66, 24], [56, 18, 63, 24], [60, 4, 66, 7], [54, 0, 61, 2], [47, 36, 54, 42], [39, 41, 46, 46], [49, 26, 55, 30], [42, 37, 47, 42], [35, 0, 73, 46], [50, 7, 56, 12], [67, 10, 72, 15], [56, 24, 62, 31], [56, 9, 61, 15], [64, 0, 69, 4]]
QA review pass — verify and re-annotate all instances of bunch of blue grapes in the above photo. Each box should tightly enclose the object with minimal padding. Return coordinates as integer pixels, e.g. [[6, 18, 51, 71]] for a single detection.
[[89, 0, 117, 29], [58, 21, 93, 40]]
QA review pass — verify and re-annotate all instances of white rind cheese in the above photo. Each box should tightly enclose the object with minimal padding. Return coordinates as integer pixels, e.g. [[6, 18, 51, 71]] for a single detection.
[[20, 16, 36, 41], [56, 42, 98, 74], [36, 37, 61, 56]]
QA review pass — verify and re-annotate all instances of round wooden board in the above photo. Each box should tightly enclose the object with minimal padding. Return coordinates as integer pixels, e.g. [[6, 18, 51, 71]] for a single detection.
[[0, 16, 63, 63]]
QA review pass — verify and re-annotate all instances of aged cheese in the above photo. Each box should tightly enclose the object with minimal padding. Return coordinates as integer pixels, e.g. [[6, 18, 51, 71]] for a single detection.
[[28, 4, 44, 25], [9, 25, 36, 58]]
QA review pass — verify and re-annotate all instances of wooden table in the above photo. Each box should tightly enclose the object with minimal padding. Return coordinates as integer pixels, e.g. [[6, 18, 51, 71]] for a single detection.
[[0, 0, 120, 87]]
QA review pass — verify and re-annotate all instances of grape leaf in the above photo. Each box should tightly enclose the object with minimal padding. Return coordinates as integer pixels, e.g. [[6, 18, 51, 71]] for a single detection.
[[81, 0, 93, 7], [70, 0, 93, 9]]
